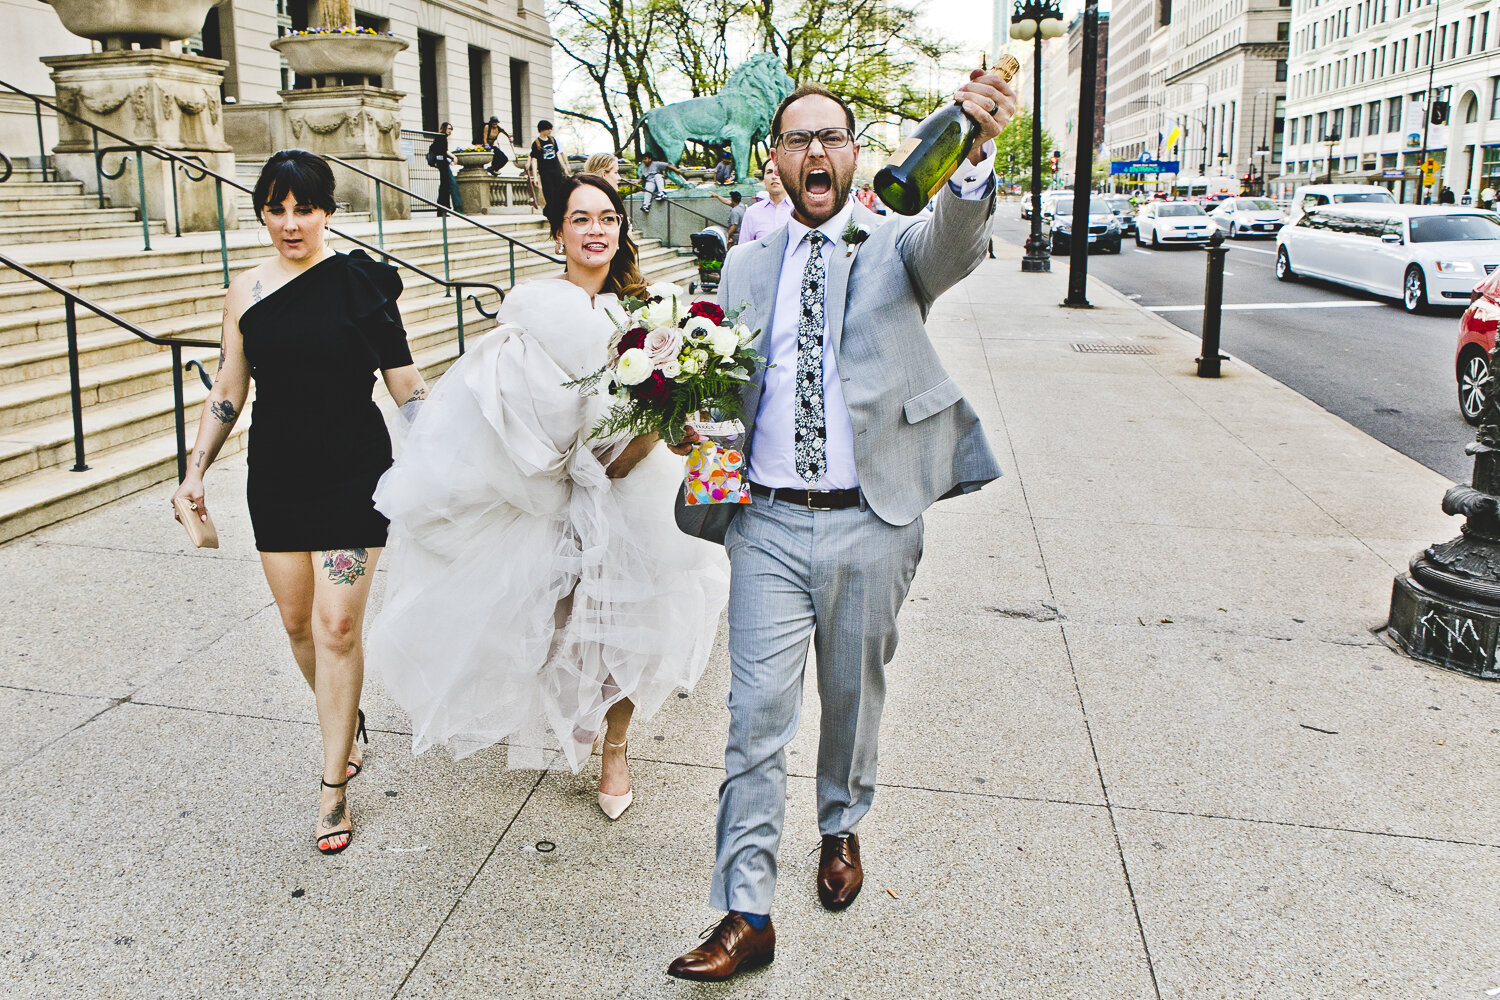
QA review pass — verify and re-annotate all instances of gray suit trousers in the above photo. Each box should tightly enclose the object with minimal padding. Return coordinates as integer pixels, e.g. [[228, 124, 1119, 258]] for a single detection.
[[710, 493, 923, 914]]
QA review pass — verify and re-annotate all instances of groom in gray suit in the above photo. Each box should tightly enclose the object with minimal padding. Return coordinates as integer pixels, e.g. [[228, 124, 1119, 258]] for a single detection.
[[667, 69, 1015, 982]]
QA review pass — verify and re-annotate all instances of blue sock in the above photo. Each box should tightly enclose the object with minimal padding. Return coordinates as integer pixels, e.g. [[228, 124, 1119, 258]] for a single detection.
[[732, 910, 770, 930]]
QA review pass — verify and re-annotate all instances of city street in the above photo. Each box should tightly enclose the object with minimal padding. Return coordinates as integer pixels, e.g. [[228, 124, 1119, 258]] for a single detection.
[[993, 209, 1477, 484]]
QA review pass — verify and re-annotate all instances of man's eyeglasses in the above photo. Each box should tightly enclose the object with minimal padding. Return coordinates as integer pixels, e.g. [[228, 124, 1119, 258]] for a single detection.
[[775, 128, 855, 152]]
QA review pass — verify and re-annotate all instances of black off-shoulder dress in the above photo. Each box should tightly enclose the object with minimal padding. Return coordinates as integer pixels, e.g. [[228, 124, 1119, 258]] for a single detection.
[[238, 249, 413, 552]]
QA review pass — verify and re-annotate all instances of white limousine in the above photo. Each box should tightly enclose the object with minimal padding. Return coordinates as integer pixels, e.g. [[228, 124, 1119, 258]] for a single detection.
[[1275, 204, 1500, 312]]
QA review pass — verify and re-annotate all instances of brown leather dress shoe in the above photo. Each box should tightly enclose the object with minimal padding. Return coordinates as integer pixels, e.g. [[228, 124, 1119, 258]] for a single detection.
[[666, 913, 776, 982], [817, 833, 863, 911]]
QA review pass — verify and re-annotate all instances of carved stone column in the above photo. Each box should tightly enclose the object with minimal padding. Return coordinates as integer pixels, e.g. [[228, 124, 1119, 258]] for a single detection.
[[43, 50, 237, 232], [276, 85, 408, 221]]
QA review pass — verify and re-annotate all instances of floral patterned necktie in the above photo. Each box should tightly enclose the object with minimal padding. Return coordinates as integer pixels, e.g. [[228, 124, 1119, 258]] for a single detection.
[[794, 230, 829, 484]]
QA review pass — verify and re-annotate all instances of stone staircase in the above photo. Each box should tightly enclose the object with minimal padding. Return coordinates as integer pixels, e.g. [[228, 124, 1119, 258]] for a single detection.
[[0, 165, 166, 245], [0, 206, 697, 543]]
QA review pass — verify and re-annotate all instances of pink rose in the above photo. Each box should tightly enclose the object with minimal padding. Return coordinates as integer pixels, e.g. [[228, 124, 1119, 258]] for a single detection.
[[643, 327, 683, 370]]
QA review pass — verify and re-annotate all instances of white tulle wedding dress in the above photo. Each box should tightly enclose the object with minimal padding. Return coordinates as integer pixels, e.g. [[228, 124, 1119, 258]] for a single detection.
[[368, 278, 729, 772]]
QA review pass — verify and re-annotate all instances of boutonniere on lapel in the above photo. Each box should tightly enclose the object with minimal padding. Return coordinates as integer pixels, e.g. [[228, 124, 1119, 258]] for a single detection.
[[841, 219, 871, 258]]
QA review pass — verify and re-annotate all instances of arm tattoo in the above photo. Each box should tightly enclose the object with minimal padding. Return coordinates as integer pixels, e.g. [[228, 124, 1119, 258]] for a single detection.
[[209, 399, 238, 424], [403, 386, 428, 405], [251, 280, 263, 303], [194, 450, 205, 470], [323, 548, 368, 586]]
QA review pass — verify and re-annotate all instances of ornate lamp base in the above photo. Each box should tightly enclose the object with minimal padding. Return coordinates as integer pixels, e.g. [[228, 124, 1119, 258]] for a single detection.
[[1388, 570, 1500, 680]]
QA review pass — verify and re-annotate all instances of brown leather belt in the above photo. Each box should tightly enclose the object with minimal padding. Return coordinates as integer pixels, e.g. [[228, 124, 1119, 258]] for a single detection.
[[749, 482, 862, 510]]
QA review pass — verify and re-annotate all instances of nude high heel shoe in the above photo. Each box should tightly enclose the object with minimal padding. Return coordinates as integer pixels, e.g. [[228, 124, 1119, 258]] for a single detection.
[[598, 737, 634, 821]]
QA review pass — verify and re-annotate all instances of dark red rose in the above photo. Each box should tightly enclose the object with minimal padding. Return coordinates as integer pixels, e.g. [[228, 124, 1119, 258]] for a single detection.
[[686, 301, 725, 326], [616, 326, 648, 356], [634, 370, 671, 406]]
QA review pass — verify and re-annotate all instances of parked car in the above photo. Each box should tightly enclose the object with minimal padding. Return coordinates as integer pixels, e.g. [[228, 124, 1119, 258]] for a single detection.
[[1103, 195, 1137, 236], [1134, 201, 1214, 248], [1043, 194, 1123, 254], [1286, 183, 1395, 226], [1276, 205, 1500, 313], [1209, 197, 1286, 238], [1456, 267, 1500, 424]]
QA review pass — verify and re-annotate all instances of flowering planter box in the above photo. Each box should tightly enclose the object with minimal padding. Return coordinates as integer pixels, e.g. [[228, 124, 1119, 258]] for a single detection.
[[270, 33, 408, 80], [454, 149, 493, 169], [49, 0, 223, 44]]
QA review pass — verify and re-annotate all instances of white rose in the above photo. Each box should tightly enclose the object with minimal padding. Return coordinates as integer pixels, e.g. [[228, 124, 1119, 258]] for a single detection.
[[647, 281, 683, 303], [660, 358, 682, 378], [683, 317, 716, 341], [614, 347, 652, 385], [644, 297, 677, 331], [734, 323, 753, 345], [680, 354, 702, 375], [709, 327, 739, 359], [643, 326, 683, 368]]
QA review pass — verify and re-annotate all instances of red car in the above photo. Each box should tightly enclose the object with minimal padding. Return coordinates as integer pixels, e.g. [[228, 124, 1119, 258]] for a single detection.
[[1456, 268, 1500, 424]]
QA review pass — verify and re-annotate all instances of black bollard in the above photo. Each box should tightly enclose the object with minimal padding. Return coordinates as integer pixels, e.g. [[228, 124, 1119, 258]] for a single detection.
[[1197, 230, 1229, 378]]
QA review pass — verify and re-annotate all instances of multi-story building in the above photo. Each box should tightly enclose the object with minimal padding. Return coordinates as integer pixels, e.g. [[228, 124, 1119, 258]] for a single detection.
[[1102, 0, 1176, 191], [1043, 11, 1111, 187], [0, 0, 556, 158], [1163, 0, 1290, 193], [1279, 0, 1500, 203]]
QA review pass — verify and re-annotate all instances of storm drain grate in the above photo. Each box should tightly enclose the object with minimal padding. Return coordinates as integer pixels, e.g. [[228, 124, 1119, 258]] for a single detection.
[[1071, 341, 1156, 355]]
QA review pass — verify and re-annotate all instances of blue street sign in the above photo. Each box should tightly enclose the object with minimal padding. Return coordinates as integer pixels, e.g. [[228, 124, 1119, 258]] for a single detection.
[[1111, 159, 1179, 175]]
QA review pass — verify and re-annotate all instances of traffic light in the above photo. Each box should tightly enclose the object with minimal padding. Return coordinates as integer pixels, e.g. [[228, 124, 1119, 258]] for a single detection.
[[1430, 100, 1449, 125], [1048, 150, 1059, 172]]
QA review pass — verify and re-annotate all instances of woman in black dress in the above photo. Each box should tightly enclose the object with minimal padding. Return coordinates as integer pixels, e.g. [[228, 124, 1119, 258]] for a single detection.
[[172, 150, 428, 855]]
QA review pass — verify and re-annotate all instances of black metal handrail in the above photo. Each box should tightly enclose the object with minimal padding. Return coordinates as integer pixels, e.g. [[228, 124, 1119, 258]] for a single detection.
[[323, 154, 561, 287], [628, 194, 722, 248], [0, 150, 12, 184], [0, 249, 216, 481]]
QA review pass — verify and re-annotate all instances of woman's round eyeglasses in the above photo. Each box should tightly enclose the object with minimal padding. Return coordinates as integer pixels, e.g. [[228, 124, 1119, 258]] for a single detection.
[[775, 128, 855, 151], [565, 213, 623, 231]]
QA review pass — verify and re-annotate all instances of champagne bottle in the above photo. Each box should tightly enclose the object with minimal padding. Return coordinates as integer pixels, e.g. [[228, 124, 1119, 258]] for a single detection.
[[874, 54, 1018, 216]]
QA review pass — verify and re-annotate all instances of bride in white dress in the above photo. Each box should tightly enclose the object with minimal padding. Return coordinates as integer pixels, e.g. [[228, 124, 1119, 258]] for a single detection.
[[368, 174, 729, 819]]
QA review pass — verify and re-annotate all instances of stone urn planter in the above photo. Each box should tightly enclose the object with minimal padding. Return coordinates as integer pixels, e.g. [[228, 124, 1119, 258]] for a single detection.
[[270, 32, 408, 84], [48, 0, 224, 48], [454, 149, 492, 170]]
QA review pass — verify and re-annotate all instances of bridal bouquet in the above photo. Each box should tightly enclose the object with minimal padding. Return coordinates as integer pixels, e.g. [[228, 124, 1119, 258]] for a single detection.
[[567, 283, 763, 504]]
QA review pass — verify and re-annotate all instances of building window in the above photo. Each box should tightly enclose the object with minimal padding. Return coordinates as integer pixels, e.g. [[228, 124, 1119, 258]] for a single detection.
[[1317, 111, 1328, 139], [1491, 77, 1500, 119], [1368, 101, 1381, 132], [1276, 59, 1288, 82], [1388, 96, 1402, 132], [1289, 118, 1298, 145], [1350, 103, 1362, 136], [1278, 20, 1290, 41]]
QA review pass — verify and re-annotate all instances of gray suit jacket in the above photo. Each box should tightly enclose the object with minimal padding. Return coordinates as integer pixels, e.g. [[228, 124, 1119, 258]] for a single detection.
[[675, 186, 1003, 544]]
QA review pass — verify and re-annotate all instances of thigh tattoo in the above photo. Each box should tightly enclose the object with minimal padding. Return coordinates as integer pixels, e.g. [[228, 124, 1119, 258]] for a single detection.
[[323, 548, 368, 586]]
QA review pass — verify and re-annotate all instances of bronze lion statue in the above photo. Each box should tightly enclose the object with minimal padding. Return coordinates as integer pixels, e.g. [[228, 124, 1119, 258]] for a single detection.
[[641, 53, 796, 185]]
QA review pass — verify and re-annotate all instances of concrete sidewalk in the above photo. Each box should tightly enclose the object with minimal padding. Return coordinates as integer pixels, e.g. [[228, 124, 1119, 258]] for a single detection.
[[2, 238, 1496, 999]]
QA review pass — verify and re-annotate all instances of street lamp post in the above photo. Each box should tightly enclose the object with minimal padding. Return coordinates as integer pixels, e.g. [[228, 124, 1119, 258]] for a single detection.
[[1012, 0, 1065, 274], [1248, 88, 1267, 194], [1323, 132, 1340, 184]]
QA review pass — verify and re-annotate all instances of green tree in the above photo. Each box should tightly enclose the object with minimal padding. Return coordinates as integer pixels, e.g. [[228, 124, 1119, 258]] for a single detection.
[[993, 110, 1056, 192], [548, 0, 956, 160]]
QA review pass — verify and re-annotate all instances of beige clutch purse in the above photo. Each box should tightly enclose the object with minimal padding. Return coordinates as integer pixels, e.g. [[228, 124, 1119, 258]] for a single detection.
[[172, 495, 220, 549]]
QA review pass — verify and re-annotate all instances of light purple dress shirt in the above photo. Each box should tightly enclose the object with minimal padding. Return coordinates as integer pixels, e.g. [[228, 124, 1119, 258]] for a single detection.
[[738, 195, 794, 244], [747, 143, 997, 492]]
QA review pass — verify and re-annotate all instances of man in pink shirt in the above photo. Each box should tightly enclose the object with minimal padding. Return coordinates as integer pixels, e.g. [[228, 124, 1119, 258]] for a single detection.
[[737, 162, 794, 243]]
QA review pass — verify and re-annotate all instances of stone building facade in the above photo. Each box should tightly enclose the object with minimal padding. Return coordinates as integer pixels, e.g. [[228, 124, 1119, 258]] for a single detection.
[[1279, 0, 1500, 202]]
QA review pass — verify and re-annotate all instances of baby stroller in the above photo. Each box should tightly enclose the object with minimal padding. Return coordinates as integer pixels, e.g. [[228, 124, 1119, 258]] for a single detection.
[[688, 226, 729, 294]]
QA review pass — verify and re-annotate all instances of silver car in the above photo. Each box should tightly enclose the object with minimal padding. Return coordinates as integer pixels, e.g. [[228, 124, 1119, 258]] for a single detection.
[[1275, 204, 1500, 313], [1209, 197, 1286, 239]]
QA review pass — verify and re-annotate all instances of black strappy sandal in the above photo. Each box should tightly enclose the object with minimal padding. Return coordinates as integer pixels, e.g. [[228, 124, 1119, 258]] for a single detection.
[[316, 774, 354, 855], [345, 708, 369, 779]]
